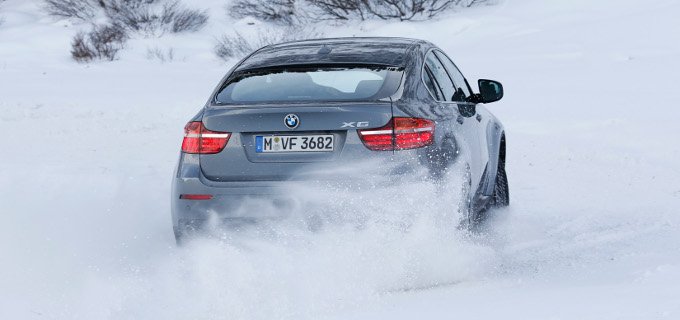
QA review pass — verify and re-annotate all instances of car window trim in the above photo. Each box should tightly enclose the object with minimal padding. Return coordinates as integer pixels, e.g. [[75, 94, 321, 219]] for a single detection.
[[423, 65, 444, 101], [433, 49, 474, 99], [420, 48, 476, 106], [433, 51, 460, 94]]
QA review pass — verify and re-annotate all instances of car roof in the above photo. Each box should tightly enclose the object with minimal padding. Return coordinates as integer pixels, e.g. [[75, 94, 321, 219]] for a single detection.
[[234, 37, 430, 71]]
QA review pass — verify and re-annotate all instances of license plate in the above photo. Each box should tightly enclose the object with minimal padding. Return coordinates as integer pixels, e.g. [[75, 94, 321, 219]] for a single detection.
[[255, 135, 334, 153]]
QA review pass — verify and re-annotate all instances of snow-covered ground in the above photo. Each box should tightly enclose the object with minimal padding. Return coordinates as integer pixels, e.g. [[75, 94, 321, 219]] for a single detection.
[[1, 0, 680, 319]]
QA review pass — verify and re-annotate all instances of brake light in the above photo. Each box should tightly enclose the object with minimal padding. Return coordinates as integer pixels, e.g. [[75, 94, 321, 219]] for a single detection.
[[181, 121, 231, 154], [358, 117, 435, 151], [179, 194, 213, 200]]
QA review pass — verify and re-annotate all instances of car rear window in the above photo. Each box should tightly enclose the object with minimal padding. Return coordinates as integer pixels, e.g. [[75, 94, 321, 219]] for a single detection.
[[214, 66, 403, 104]]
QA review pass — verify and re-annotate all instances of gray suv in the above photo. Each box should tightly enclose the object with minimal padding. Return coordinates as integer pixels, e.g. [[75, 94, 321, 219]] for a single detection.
[[171, 37, 508, 244]]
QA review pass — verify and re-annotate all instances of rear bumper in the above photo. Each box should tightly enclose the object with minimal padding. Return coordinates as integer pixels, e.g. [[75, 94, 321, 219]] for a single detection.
[[172, 180, 300, 228], [171, 151, 425, 229]]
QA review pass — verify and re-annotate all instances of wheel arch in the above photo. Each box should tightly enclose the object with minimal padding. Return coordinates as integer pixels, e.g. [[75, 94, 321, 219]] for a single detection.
[[482, 118, 506, 196]]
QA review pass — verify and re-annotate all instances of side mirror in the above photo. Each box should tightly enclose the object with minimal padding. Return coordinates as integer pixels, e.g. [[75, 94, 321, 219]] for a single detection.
[[478, 79, 503, 103]]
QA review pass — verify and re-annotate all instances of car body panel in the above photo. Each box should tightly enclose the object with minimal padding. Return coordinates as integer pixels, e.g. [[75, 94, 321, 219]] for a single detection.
[[200, 102, 394, 181]]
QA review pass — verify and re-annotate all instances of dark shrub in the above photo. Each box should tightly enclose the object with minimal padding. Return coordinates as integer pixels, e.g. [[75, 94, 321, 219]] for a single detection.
[[307, 0, 488, 21], [44, 0, 208, 35], [214, 32, 252, 60], [102, 0, 208, 35], [71, 24, 127, 62], [228, 0, 297, 25], [305, 0, 365, 20], [43, 0, 97, 21], [168, 3, 209, 33], [215, 26, 323, 60]]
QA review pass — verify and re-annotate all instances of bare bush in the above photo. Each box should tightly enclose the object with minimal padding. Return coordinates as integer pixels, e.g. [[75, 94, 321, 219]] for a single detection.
[[367, 0, 458, 20], [102, 0, 161, 33], [214, 32, 252, 60], [103, 0, 208, 35], [305, 0, 366, 20], [306, 0, 487, 21], [49, 0, 207, 62], [229, 0, 297, 25], [170, 4, 209, 32], [43, 0, 208, 35], [146, 46, 175, 62], [43, 0, 97, 21], [71, 24, 127, 62], [215, 27, 323, 60]]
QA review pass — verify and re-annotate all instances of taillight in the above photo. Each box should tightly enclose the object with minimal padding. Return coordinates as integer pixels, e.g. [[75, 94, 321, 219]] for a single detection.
[[358, 117, 435, 151], [392, 117, 435, 150], [179, 194, 213, 200], [181, 121, 230, 154]]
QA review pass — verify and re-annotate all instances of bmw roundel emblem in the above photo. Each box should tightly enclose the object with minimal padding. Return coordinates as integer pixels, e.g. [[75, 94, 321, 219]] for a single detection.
[[284, 114, 299, 129]]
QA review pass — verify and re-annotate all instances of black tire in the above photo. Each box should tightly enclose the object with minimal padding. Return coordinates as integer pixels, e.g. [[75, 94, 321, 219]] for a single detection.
[[173, 227, 185, 246], [491, 157, 509, 207], [458, 164, 476, 229]]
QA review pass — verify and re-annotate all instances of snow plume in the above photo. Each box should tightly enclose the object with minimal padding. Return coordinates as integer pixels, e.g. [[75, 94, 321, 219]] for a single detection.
[[0, 139, 494, 319], [97, 162, 494, 319]]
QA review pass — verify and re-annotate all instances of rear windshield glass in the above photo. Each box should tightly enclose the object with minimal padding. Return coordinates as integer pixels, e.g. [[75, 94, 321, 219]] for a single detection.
[[214, 66, 403, 104]]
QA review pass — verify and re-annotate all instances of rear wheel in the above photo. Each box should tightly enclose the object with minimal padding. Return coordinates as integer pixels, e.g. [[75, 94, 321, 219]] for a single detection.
[[173, 227, 185, 246], [456, 164, 475, 229], [491, 156, 509, 207]]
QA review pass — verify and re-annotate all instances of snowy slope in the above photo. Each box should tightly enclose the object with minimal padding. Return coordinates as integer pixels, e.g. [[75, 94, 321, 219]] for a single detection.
[[1, 0, 680, 319]]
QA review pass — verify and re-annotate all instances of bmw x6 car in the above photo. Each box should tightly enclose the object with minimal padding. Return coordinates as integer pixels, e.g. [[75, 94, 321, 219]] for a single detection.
[[171, 37, 508, 244]]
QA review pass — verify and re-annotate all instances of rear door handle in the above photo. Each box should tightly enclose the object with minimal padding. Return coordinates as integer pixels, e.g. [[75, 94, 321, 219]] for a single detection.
[[456, 115, 464, 124], [476, 114, 482, 122]]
